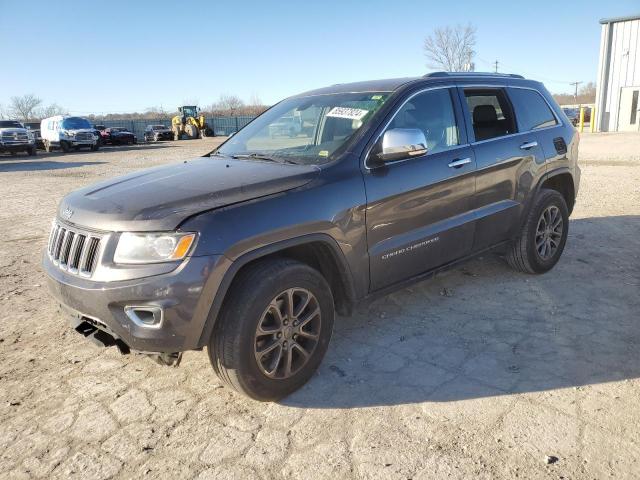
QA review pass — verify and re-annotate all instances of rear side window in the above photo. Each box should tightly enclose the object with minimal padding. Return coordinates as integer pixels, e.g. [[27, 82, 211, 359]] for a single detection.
[[509, 88, 558, 131], [464, 89, 516, 141]]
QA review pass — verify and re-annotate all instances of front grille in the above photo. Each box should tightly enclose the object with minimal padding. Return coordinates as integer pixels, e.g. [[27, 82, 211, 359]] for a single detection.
[[1, 132, 29, 143], [47, 221, 102, 276], [75, 132, 93, 141]]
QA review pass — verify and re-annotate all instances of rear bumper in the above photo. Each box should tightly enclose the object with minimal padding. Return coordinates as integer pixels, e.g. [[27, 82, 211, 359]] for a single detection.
[[44, 251, 228, 353]]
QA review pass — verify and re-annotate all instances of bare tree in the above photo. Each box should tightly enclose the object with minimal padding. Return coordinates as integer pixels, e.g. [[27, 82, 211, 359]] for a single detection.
[[424, 24, 477, 72], [216, 94, 245, 113], [552, 81, 597, 106], [8, 94, 43, 121], [145, 105, 170, 119], [37, 103, 68, 118]]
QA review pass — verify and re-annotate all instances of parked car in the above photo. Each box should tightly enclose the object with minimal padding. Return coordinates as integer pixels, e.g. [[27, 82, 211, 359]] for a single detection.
[[44, 73, 580, 401], [40, 116, 99, 152], [0, 120, 37, 156], [562, 108, 579, 126], [268, 114, 302, 137], [23, 122, 44, 149], [101, 127, 137, 145], [93, 125, 106, 145], [144, 125, 173, 142]]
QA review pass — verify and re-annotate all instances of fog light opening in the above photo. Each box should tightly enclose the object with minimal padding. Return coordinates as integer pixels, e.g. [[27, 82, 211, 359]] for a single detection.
[[124, 306, 163, 329]]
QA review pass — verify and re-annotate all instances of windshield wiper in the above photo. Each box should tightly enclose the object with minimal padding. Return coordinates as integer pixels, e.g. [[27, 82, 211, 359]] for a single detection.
[[231, 153, 298, 164]]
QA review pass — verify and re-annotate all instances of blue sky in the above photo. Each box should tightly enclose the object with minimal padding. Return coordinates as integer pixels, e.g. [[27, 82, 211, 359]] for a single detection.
[[1, 0, 638, 114]]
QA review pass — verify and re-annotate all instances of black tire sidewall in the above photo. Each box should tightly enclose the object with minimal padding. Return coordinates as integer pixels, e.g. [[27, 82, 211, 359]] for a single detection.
[[526, 191, 569, 273], [213, 263, 334, 401]]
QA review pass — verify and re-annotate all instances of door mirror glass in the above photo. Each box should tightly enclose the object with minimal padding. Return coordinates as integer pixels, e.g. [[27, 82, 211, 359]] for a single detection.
[[377, 128, 427, 162]]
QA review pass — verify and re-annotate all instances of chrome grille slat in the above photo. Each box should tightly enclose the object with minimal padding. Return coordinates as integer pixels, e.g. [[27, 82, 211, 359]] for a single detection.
[[53, 227, 66, 259], [69, 234, 85, 270], [47, 220, 102, 277], [82, 237, 100, 273], [59, 231, 74, 265]]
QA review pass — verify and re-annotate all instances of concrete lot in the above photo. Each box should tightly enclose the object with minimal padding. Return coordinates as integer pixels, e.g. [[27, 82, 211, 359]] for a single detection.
[[0, 133, 639, 479]]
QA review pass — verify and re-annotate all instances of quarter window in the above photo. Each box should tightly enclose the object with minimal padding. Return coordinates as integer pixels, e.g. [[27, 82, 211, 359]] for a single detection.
[[508, 88, 558, 131], [387, 88, 460, 155], [464, 89, 516, 141]]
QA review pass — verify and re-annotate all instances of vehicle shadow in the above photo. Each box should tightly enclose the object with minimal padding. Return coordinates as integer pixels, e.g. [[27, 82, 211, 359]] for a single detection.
[[0, 160, 107, 172], [97, 143, 173, 152], [283, 215, 640, 408]]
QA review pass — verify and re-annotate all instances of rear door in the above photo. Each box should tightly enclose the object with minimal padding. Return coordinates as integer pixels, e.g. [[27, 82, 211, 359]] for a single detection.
[[459, 86, 546, 251], [507, 86, 566, 187], [364, 86, 477, 291]]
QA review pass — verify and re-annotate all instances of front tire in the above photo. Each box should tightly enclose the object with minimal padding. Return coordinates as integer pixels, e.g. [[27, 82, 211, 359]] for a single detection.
[[506, 188, 569, 274], [209, 258, 335, 401]]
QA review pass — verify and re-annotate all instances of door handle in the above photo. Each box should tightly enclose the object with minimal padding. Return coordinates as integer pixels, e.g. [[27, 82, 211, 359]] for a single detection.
[[520, 141, 538, 150], [448, 157, 472, 168]]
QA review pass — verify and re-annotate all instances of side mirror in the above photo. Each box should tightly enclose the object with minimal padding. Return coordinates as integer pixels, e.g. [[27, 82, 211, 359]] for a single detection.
[[374, 128, 428, 164]]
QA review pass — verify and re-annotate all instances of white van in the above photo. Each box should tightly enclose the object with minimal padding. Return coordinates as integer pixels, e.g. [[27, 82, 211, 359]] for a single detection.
[[40, 116, 99, 152]]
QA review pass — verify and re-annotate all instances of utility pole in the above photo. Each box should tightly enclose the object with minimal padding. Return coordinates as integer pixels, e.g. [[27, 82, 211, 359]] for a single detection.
[[493, 60, 499, 73], [570, 81, 583, 104]]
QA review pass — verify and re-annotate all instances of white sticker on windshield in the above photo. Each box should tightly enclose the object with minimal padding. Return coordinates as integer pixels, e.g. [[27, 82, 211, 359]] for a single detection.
[[326, 107, 369, 120]]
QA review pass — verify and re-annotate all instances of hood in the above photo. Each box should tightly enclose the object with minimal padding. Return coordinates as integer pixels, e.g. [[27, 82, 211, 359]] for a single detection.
[[59, 156, 319, 231], [0, 128, 28, 134]]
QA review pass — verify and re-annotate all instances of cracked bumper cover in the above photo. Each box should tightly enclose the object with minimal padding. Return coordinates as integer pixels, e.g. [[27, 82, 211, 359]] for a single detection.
[[43, 251, 228, 353]]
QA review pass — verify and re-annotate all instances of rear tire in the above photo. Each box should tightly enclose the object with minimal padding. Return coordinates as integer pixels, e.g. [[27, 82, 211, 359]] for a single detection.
[[506, 188, 569, 274], [26, 147, 37, 156], [209, 258, 335, 401]]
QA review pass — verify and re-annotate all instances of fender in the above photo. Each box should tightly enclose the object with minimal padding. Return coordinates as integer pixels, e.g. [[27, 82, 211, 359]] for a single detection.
[[196, 233, 357, 348], [519, 166, 574, 228]]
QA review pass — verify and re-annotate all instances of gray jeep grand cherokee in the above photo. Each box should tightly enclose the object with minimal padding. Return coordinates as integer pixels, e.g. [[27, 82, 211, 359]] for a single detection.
[[44, 72, 580, 401]]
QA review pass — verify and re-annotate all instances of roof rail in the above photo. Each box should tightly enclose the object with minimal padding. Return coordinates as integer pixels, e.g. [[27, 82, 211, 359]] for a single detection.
[[424, 71, 525, 79]]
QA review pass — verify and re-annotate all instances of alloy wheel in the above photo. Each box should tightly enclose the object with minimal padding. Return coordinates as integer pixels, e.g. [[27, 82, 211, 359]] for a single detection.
[[535, 205, 563, 260], [254, 288, 321, 379]]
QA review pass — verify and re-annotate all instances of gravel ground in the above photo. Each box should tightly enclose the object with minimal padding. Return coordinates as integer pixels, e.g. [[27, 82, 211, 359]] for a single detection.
[[0, 133, 639, 479]]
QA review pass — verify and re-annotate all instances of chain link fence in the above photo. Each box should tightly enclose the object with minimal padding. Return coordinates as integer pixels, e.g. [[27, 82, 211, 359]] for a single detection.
[[97, 116, 256, 141]]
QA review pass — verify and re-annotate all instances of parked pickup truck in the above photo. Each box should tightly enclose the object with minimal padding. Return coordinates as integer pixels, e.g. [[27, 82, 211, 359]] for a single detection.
[[0, 120, 37, 156], [44, 72, 579, 401]]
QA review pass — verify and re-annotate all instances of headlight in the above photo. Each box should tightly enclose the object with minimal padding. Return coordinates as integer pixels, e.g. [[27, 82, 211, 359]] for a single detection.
[[114, 232, 196, 264]]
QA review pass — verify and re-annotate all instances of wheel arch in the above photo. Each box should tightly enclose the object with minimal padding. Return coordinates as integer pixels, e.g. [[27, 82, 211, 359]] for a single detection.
[[537, 168, 576, 215], [197, 234, 357, 348]]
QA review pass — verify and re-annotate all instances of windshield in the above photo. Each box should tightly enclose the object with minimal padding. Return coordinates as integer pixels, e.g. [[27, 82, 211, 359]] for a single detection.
[[0, 121, 24, 128], [152, 125, 166, 130], [61, 117, 92, 130], [217, 92, 389, 164]]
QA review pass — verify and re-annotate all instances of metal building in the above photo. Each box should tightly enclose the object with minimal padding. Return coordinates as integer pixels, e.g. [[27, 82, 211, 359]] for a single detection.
[[594, 14, 640, 132]]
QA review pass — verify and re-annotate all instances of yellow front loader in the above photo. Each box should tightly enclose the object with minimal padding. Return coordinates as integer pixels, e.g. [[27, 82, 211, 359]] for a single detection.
[[171, 106, 213, 140]]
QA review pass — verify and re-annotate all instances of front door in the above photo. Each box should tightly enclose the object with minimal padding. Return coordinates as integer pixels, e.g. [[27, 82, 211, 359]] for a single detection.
[[618, 87, 640, 132], [364, 87, 476, 291]]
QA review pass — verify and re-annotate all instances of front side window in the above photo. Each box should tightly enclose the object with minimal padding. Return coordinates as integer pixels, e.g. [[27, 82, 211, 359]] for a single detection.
[[386, 88, 460, 155], [217, 92, 390, 165], [509, 88, 558, 131], [464, 89, 516, 141]]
